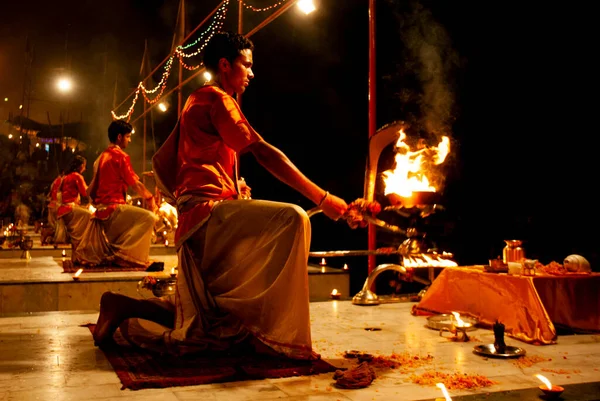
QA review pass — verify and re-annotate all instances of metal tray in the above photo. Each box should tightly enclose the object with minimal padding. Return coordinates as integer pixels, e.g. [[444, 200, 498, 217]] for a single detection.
[[473, 344, 526, 358], [426, 314, 479, 331]]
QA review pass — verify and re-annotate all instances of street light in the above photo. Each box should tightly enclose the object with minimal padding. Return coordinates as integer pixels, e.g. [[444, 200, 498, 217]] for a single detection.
[[56, 77, 73, 93], [297, 0, 316, 15]]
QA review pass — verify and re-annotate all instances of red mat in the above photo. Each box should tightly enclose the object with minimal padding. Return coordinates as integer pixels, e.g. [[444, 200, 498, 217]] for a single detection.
[[85, 324, 337, 390]]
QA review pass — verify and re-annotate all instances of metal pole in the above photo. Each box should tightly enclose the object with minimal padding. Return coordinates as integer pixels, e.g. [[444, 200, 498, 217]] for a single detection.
[[237, 0, 244, 108], [178, 0, 186, 116], [367, 0, 377, 274]]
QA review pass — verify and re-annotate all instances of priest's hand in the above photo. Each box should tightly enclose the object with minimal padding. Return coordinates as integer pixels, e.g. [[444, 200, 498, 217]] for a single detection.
[[146, 196, 158, 213], [320, 193, 348, 221], [238, 178, 252, 200]]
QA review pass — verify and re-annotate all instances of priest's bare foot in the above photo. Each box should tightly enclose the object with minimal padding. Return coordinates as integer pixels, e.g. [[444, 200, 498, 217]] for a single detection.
[[93, 292, 128, 345]]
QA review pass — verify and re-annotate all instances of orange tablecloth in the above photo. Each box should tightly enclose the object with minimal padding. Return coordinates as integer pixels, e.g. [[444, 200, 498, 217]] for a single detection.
[[412, 267, 600, 345]]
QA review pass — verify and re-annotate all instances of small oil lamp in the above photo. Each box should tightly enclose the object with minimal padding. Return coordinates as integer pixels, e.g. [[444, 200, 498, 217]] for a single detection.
[[62, 249, 66, 258], [165, 239, 169, 247], [319, 258, 326, 266], [72, 268, 83, 281], [535, 374, 564, 398], [450, 311, 471, 342], [170, 267, 177, 278], [435, 382, 452, 401], [330, 289, 341, 300], [343, 263, 349, 270]]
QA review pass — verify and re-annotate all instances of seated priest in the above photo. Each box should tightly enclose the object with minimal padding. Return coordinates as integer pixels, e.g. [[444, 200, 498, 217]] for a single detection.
[[73, 120, 158, 268], [56, 155, 92, 253], [44, 171, 69, 245]]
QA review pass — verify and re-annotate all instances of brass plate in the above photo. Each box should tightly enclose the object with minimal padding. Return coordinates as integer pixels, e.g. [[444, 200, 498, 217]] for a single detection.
[[473, 344, 526, 359], [426, 314, 479, 331]]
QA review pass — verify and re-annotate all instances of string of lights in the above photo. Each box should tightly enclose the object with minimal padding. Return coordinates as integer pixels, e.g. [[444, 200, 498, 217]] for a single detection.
[[241, 0, 290, 12], [111, 0, 231, 120], [111, 0, 303, 121]]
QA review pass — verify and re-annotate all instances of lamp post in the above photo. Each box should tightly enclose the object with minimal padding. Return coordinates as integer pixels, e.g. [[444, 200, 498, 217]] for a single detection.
[[56, 75, 74, 169]]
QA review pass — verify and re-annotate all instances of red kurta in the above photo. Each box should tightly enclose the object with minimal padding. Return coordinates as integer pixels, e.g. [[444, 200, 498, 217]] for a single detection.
[[48, 176, 63, 209], [57, 172, 87, 218], [91, 145, 139, 220]]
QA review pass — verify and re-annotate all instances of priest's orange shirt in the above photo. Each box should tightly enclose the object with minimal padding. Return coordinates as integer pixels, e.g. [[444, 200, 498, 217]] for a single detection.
[[57, 172, 87, 217], [156, 85, 261, 245], [175, 85, 262, 200], [48, 176, 62, 209], [93, 145, 139, 205]]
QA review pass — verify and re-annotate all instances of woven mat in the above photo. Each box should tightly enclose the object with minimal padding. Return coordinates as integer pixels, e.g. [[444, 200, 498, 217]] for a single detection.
[[85, 324, 337, 390], [62, 259, 151, 273]]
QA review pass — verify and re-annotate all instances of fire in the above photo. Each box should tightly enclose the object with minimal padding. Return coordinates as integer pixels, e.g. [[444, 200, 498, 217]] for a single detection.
[[535, 374, 552, 390], [73, 268, 83, 281], [436, 382, 452, 401], [382, 129, 450, 198], [402, 253, 457, 268], [451, 311, 471, 328]]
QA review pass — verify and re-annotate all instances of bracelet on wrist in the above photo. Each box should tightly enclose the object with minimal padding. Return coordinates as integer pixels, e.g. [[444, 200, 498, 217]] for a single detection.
[[317, 191, 329, 207]]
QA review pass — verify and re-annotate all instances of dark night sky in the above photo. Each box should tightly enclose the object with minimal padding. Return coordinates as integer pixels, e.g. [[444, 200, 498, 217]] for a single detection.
[[1, 1, 598, 282]]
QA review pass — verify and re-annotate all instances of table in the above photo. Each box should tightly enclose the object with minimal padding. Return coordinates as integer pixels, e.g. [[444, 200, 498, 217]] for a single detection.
[[412, 267, 600, 345]]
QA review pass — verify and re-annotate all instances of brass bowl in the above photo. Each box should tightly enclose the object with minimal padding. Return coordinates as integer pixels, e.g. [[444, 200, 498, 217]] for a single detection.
[[151, 278, 177, 297]]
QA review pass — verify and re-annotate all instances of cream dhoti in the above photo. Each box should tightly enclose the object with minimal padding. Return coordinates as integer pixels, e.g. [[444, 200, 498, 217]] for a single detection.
[[120, 199, 316, 360]]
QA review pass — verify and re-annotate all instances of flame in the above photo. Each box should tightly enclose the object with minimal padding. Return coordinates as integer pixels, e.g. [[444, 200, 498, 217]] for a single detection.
[[535, 374, 552, 390], [402, 253, 458, 268], [343, 263, 349, 270], [451, 312, 471, 328], [61, 249, 66, 257], [320, 258, 326, 265], [165, 240, 169, 247], [73, 268, 83, 278], [436, 383, 452, 401], [382, 129, 450, 198], [331, 289, 338, 296], [88, 204, 96, 213], [171, 267, 176, 275]]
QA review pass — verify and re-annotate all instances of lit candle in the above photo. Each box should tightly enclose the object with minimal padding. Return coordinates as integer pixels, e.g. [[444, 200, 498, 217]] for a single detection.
[[170, 267, 177, 277], [343, 263, 349, 270], [62, 249, 66, 257], [435, 383, 452, 401], [72, 268, 83, 281], [319, 258, 326, 266], [165, 239, 169, 247], [535, 374, 564, 398], [330, 289, 341, 300], [163, 230, 167, 236]]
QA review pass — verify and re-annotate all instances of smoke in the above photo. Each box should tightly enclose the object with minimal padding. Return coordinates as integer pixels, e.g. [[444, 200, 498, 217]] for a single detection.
[[383, 0, 461, 139]]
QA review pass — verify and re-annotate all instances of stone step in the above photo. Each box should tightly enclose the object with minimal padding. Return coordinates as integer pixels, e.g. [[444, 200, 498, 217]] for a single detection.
[[0, 253, 349, 314]]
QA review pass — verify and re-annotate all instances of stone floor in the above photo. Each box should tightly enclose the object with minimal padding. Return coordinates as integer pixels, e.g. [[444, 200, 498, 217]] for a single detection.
[[0, 301, 599, 400]]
